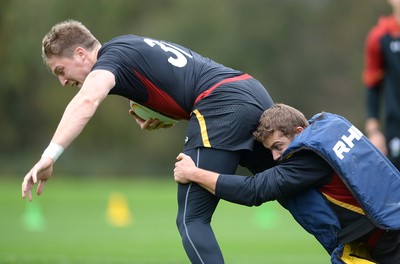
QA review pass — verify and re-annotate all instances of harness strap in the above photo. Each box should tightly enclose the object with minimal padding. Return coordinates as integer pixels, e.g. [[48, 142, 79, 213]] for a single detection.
[[338, 217, 376, 244]]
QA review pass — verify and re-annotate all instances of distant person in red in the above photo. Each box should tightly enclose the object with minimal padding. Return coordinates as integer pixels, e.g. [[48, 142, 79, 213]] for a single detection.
[[363, 0, 400, 169]]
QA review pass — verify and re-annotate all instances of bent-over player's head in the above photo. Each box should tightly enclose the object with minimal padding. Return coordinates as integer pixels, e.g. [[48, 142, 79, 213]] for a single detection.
[[42, 19, 100, 65]]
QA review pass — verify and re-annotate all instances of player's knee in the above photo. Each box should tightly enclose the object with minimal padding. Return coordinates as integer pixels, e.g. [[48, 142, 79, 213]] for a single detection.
[[176, 214, 211, 235], [176, 215, 184, 234]]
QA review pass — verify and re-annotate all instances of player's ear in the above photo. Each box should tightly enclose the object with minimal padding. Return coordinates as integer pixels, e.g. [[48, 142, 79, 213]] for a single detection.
[[295, 126, 304, 135], [75, 47, 86, 59]]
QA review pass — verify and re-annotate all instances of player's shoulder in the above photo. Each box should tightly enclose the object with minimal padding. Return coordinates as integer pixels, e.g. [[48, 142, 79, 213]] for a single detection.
[[368, 16, 397, 39], [101, 35, 143, 48], [98, 35, 149, 61]]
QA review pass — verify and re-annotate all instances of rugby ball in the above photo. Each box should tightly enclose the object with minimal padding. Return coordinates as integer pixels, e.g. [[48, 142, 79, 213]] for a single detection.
[[129, 100, 178, 125]]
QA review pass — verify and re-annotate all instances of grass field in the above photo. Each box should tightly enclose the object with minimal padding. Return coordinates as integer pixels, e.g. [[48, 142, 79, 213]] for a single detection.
[[0, 176, 327, 263]]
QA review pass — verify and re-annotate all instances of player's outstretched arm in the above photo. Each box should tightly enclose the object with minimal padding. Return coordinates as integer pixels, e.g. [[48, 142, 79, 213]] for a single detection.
[[174, 153, 219, 194], [21, 70, 115, 200]]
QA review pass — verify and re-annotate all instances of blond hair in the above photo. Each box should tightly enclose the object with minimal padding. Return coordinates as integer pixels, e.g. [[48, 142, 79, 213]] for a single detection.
[[253, 104, 309, 142], [42, 19, 100, 64]]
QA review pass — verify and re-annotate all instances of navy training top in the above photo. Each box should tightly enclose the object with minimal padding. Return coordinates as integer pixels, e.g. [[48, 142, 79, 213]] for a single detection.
[[92, 35, 243, 120]]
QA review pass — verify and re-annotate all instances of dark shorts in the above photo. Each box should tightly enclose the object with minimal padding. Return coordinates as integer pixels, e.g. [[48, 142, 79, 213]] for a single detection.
[[183, 77, 274, 152]]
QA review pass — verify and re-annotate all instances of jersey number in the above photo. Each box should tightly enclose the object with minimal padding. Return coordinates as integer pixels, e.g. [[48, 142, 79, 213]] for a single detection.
[[144, 38, 193, 68]]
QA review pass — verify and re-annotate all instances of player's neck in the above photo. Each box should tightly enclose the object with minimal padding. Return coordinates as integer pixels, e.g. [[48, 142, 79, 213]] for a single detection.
[[89, 44, 101, 63]]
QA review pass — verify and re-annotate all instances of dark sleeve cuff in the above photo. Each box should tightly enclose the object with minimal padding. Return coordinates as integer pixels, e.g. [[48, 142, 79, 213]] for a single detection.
[[215, 174, 236, 198], [365, 85, 381, 119], [215, 174, 257, 206]]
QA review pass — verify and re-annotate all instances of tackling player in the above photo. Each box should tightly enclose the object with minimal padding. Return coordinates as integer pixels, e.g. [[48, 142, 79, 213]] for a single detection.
[[174, 104, 400, 263]]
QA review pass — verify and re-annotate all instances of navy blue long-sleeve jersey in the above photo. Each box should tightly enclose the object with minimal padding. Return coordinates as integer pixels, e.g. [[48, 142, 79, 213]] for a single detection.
[[92, 35, 243, 120]]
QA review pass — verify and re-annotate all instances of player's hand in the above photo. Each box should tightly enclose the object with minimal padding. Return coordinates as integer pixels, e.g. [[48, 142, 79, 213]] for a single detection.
[[129, 109, 174, 130], [368, 131, 388, 156], [22, 157, 54, 201], [174, 153, 196, 184]]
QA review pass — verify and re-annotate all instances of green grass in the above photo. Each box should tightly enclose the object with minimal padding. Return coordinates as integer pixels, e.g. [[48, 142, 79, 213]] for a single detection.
[[0, 176, 327, 263]]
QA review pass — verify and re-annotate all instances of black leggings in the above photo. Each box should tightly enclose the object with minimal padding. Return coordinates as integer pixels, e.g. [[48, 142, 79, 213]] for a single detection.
[[176, 146, 274, 264], [176, 148, 240, 264]]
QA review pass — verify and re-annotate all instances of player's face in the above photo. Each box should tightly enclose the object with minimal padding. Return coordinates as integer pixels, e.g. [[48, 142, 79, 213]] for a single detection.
[[263, 131, 294, 161], [262, 127, 304, 161], [47, 49, 92, 88]]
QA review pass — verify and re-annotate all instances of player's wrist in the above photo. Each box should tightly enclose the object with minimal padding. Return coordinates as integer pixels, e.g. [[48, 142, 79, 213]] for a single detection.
[[365, 118, 380, 136], [366, 128, 381, 136], [42, 142, 64, 162]]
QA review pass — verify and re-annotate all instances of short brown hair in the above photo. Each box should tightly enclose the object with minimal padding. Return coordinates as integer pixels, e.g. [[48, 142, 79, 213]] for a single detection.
[[42, 19, 100, 64], [253, 104, 309, 142]]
